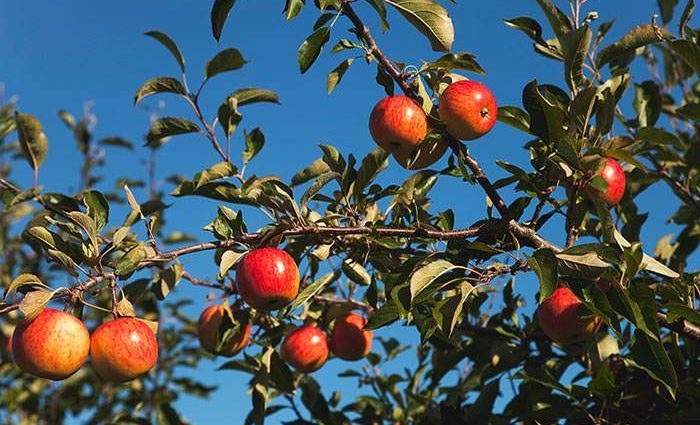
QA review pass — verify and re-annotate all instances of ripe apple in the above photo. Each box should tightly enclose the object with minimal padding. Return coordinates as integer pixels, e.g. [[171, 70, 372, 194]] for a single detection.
[[439, 80, 497, 141], [197, 304, 251, 357], [538, 286, 601, 343], [369, 95, 428, 155], [12, 308, 90, 380], [329, 312, 372, 361], [392, 136, 448, 170], [90, 317, 158, 382], [280, 325, 328, 373], [236, 247, 300, 311], [585, 157, 626, 206]]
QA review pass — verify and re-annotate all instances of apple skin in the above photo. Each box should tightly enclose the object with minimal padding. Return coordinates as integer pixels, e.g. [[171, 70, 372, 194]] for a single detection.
[[12, 308, 90, 380], [236, 247, 300, 311], [197, 304, 251, 357], [90, 317, 158, 382], [439, 80, 497, 141], [538, 287, 601, 343], [369, 96, 428, 155], [329, 312, 372, 361], [392, 137, 449, 170], [586, 157, 626, 206], [280, 325, 328, 373]]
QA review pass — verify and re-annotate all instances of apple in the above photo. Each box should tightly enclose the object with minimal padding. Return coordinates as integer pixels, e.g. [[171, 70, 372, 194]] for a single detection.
[[197, 304, 251, 357], [236, 247, 300, 311], [369, 95, 428, 156], [329, 312, 372, 361], [392, 136, 448, 170], [585, 157, 626, 206], [12, 308, 90, 380], [538, 286, 601, 343], [439, 80, 497, 141], [90, 317, 158, 382], [280, 325, 328, 373]]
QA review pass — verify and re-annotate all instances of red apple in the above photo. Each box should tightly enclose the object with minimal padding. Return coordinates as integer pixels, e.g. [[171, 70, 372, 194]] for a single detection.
[[439, 80, 497, 141], [197, 304, 251, 357], [538, 286, 601, 343], [90, 317, 158, 382], [12, 308, 90, 380], [280, 325, 328, 373], [329, 312, 372, 361], [369, 95, 428, 155], [586, 157, 626, 206], [236, 247, 300, 311]]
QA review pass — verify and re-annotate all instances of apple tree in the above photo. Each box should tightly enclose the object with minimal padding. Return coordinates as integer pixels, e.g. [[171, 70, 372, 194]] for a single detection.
[[0, 0, 699, 424]]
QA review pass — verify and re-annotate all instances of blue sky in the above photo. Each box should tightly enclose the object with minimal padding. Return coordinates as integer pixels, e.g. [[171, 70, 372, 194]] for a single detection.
[[0, 1, 694, 423]]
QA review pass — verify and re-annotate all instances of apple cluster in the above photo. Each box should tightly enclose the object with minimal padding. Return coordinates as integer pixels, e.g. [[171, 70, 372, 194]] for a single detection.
[[196, 247, 373, 373], [11, 309, 158, 382]]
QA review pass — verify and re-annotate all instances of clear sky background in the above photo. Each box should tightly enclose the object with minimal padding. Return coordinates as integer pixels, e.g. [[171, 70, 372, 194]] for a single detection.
[[0, 1, 696, 423]]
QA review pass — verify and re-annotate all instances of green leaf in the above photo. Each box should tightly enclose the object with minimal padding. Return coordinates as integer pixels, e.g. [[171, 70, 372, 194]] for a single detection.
[[497, 105, 530, 132], [386, 0, 454, 52], [220, 250, 244, 277], [342, 258, 371, 286], [284, 0, 305, 20], [409, 259, 457, 302], [298, 26, 331, 74], [99, 137, 134, 150], [597, 24, 672, 68], [242, 128, 265, 164], [665, 303, 700, 326], [83, 190, 110, 231], [634, 80, 662, 127], [156, 403, 187, 425], [291, 158, 331, 186], [365, 0, 390, 31], [134, 77, 186, 105], [290, 271, 337, 310], [211, 0, 236, 42], [528, 248, 558, 302], [365, 299, 400, 329], [668, 39, 700, 75], [145, 31, 186, 73], [301, 171, 340, 207], [504, 16, 545, 44], [677, 102, 700, 120], [534, 0, 571, 38], [146, 117, 200, 147], [223, 88, 280, 107], [15, 112, 48, 171], [205, 48, 247, 79], [327, 58, 355, 94], [562, 25, 592, 90], [196, 161, 237, 189], [353, 147, 389, 201], [419, 53, 486, 74], [5, 273, 43, 299], [629, 329, 678, 398]]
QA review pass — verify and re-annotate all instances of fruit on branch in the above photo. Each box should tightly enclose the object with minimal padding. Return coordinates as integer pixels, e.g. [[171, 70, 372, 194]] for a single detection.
[[370, 96, 438, 167], [236, 247, 300, 311], [392, 136, 449, 170], [280, 325, 328, 373], [197, 304, 251, 357], [329, 312, 372, 361], [584, 157, 626, 206], [90, 317, 158, 382], [538, 286, 601, 344], [439, 80, 497, 141], [11, 308, 90, 380]]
